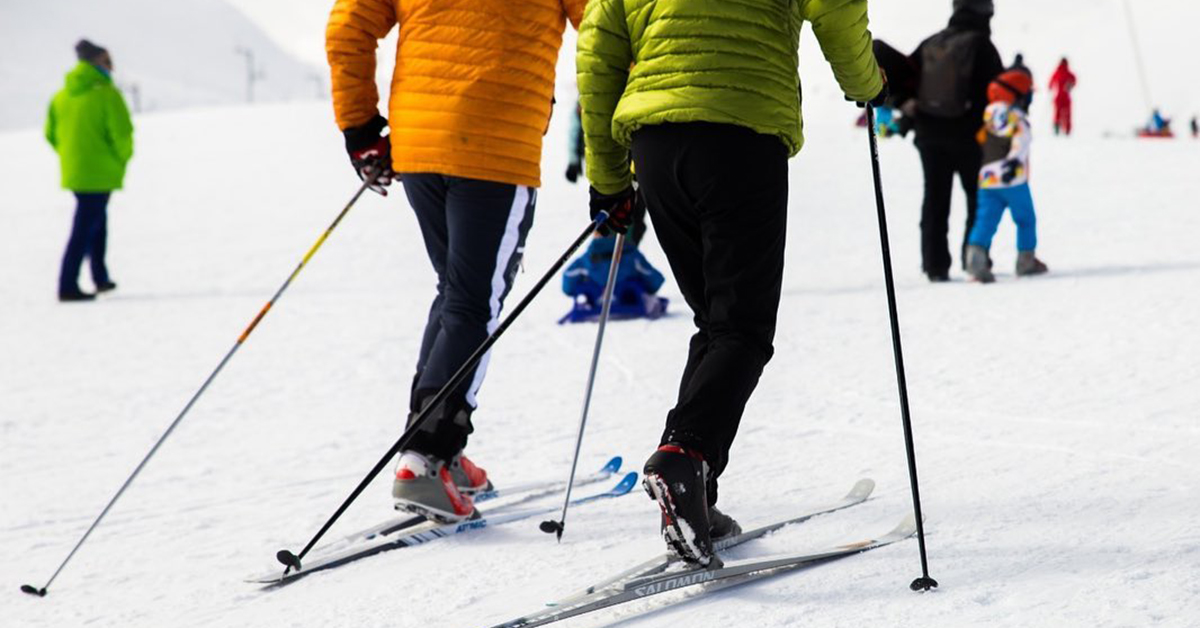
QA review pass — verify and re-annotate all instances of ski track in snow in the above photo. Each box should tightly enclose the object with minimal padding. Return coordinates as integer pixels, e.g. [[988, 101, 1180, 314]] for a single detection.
[[4, 3, 1200, 627]]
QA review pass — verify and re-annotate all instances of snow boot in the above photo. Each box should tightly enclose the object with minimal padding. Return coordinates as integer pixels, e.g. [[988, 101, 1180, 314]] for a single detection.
[[95, 280, 117, 294], [58, 288, 95, 302], [449, 453, 492, 495], [392, 451, 476, 523], [643, 444, 720, 567], [1015, 251, 1048, 277], [965, 245, 995, 283], [709, 506, 741, 542]]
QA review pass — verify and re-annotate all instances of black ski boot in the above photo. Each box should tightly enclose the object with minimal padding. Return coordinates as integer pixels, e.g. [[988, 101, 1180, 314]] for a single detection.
[[709, 506, 741, 543], [643, 445, 721, 567]]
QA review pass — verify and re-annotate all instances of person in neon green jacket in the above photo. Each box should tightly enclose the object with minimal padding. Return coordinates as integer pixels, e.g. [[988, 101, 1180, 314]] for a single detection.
[[577, 0, 885, 565], [46, 40, 134, 301]]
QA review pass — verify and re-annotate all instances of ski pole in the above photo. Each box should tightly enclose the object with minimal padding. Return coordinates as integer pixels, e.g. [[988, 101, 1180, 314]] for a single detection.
[[275, 213, 611, 574], [540, 232, 625, 541], [864, 104, 937, 592], [20, 171, 384, 598]]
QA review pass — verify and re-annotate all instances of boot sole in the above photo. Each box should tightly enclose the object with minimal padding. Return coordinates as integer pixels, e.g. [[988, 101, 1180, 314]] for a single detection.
[[643, 474, 721, 568], [392, 499, 476, 524]]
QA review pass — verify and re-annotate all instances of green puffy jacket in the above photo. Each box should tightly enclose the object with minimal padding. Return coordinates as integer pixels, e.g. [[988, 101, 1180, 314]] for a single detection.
[[46, 62, 134, 192], [578, 0, 882, 194]]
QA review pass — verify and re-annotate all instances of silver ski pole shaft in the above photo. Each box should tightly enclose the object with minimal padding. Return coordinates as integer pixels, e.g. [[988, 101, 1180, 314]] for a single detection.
[[541, 233, 626, 541], [20, 171, 381, 598]]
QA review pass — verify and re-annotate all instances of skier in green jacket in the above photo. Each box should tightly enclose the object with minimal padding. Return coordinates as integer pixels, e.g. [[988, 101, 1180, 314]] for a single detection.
[[578, 0, 885, 566], [46, 40, 134, 302]]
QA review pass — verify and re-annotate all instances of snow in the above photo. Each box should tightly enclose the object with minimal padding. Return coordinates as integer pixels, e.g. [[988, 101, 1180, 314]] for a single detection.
[[3, 1, 1199, 627], [0, 0, 322, 131]]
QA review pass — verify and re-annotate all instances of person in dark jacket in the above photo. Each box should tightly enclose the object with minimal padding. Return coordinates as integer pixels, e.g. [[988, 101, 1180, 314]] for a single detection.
[[910, 0, 1004, 281]]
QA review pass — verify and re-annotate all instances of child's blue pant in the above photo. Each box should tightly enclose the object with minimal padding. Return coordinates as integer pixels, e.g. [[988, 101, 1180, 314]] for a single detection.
[[968, 183, 1038, 251]]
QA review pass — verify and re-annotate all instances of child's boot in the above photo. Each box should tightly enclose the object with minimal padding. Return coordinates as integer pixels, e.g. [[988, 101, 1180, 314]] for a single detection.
[[1016, 251, 1048, 277], [965, 245, 996, 283]]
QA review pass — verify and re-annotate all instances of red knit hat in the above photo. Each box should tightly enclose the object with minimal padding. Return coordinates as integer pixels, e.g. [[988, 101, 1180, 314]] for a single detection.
[[988, 70, 1034, 105]]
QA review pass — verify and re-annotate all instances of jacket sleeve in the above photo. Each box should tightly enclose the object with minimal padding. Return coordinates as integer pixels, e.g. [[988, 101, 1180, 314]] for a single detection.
[[326, 0, 397, 131], [561, 0, 587, 30], [801, 0, 883, 102], [107, 89, 135, 164], [577, 0, 633, 195], [45, 101, 57, 149]]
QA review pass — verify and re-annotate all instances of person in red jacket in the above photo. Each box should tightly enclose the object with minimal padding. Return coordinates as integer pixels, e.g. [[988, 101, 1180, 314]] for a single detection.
[[1049, 57, 1077, 136]]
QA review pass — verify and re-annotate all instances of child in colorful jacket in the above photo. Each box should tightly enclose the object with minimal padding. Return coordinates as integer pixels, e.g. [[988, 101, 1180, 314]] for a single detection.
[[965, 69, 1048, 283]]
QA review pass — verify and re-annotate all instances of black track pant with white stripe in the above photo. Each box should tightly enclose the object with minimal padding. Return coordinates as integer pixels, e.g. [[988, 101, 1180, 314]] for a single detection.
[[401, 173, 536, 460]]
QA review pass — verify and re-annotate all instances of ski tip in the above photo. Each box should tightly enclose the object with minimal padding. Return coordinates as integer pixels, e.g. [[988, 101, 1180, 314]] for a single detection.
[[600, 456, 623, 475], [891, 513, 919, 538], [20, 584, 46, 597], [847, 478, 876, 501], [276, 549, 302, 572], [610, 471, 639, 495]]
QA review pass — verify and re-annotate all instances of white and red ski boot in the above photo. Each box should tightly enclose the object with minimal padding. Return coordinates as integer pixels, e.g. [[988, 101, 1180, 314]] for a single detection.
[[392, 451, 476, 523]]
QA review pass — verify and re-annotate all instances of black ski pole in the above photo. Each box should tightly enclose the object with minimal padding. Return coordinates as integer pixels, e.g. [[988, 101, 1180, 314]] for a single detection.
[[20, 171, 383, 598], [276, 213, 610, 574], [864, 104, 938, 592], [540, 232, 625, 541]]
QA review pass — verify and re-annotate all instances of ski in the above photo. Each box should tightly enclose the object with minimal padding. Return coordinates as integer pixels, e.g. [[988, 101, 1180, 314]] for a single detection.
[[548, 478, 874, 609], [491, 513, 917, 628], [246, 470, 638, 585], [311, 456, 623, 555]]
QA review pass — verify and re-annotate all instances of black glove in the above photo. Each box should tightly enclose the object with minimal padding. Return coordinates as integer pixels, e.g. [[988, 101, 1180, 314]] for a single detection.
[[1001, 159, 1020, 184], [343, 114, 395, 196], [852, 68, 890, 108], [566, 161, 582, 183], [588, 186, 636, 235]]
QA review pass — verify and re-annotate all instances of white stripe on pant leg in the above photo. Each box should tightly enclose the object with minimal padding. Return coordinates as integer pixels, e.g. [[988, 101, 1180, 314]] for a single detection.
[[465, 185, 532, 407]]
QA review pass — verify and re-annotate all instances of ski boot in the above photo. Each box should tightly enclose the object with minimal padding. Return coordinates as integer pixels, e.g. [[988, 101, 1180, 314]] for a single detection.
[[1015, 251, 1048, 277], [449, 453, 492, 495], [643, 444, 721, 567], [965, 244, 996, 283], [392, 451, 476, 523], [709, 506, 741, 543]]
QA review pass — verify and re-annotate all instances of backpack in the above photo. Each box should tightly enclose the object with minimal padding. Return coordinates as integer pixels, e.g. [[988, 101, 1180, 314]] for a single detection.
[[916, 29, 982, 118]]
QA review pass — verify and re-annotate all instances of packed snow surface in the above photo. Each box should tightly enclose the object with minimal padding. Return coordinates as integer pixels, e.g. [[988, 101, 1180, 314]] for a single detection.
[[3, 1, 1198, 627]]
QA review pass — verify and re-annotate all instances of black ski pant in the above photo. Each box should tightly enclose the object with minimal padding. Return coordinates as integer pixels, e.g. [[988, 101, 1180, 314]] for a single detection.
[[401, 173, 536, 461], [916, 139, 981, 276], [631, 123, 788, 505]]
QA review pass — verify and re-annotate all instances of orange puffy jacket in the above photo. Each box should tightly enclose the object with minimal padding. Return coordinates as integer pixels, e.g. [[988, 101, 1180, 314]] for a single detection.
[[327, 0, 585, 188]]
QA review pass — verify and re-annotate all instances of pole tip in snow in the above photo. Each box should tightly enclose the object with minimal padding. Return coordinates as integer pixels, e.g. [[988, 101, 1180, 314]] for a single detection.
[[20, 584, 47, 597], [910, 576, 938, 592], [539, 519, 564, 541], [276, 550, 302, 573]]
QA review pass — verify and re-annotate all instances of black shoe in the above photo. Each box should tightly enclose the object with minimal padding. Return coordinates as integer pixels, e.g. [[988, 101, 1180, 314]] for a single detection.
[[58, 289, 95, 302], [709, 506, 741, 543], [643, 444, 720, 567], [926, 272, 950, 283], [95, 281, 117, 294]]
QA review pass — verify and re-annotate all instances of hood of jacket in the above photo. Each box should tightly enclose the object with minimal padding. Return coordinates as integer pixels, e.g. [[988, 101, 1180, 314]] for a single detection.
[[63, 61, 111, 96], [949, 11, 992, 33]]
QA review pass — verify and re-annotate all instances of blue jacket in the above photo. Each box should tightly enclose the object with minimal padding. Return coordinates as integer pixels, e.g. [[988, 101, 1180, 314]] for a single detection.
[[563, 235, 664, 302]]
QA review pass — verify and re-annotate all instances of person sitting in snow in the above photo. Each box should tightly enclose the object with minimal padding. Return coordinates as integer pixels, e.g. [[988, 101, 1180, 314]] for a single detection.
[[561, 232, 666, 322], [964, 69, 1048, 282], [1143, 109, 1172, 137]]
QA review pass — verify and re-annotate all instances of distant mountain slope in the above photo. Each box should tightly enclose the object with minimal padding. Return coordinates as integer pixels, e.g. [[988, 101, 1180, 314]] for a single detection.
[[0, 0, 322, 130]]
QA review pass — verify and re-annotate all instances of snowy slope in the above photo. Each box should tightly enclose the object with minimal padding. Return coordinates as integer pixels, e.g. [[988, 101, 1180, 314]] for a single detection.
[[4, 1, 1200, 627], [0, 0, 322, 130]]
